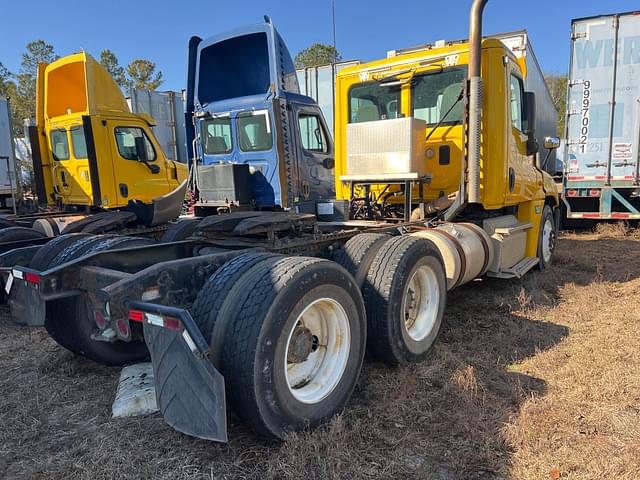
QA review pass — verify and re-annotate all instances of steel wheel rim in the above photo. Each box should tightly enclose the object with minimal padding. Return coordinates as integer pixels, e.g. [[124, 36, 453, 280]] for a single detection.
[[403, 264, 440, 342], [284, 298, 351, 404], [542, 217, 554, 263]]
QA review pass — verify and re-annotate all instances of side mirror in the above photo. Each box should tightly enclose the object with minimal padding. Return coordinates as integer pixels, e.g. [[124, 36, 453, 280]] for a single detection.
[[322, 157, 335, 170], [135, 136, 148, 162], [523, 92, 538, 156], [544, 136, 561, 150], [149, 164, 160, 174], [540, 137, 561, 171]]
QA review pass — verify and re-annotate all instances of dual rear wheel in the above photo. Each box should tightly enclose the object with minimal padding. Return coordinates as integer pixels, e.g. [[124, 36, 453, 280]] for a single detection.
[[37, 234, 153, 366], [192, 254, 367, 438], [190, 234, 447, 438]]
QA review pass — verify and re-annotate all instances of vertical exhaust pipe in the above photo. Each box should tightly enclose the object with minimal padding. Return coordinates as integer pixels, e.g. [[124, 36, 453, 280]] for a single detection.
[[467, 0, 488, 204]]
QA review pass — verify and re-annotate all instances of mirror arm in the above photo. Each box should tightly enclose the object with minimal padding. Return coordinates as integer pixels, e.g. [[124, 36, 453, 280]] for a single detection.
[[541, 149, 552, 170], [139, 159, 159, 174]]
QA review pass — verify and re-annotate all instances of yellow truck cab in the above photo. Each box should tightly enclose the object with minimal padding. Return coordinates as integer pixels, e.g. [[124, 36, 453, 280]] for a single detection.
[[334, 34, 560, 276], [31, 53, 187, 212]]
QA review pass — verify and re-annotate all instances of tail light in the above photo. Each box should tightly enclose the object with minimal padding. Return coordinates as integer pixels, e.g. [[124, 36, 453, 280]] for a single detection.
[[566, 189, 578, 197], [128, 309, 182, 331], [24, 272, 41, 284], [589, 189, 600, 197], [128, 309, 144, 322]]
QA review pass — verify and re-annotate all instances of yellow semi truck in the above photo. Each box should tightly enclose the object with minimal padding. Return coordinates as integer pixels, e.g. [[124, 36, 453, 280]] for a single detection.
[[0, 52, 187, 242], [333, 23, 561, 277], [4, 0, 560, 442]]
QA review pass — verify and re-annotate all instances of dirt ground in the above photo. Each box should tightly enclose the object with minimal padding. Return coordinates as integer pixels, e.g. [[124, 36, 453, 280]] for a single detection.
[[1, 225, 639, 480]]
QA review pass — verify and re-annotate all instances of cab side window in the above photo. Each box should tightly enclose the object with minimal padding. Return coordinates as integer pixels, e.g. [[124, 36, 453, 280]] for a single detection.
[[510, 74, 525, 132], [114, 127, 156, 161], [298, 114, 328, 153], [70, 126, 88, 159], [50, 129, 70, 161]]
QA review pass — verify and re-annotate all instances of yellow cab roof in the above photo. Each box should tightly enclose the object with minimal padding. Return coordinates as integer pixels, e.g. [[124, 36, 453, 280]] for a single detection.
[[44, 51, 130, 120], [337, 38, 514, 81]]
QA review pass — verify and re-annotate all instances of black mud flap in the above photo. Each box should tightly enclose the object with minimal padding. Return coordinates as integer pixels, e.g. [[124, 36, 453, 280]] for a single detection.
[[6, 274, 46, 326], [128, 180, 188, 227], [143, 321, 227, 442]]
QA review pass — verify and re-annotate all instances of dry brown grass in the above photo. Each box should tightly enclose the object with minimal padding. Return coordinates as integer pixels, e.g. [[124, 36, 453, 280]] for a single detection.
[[1, 227, 640, 479]]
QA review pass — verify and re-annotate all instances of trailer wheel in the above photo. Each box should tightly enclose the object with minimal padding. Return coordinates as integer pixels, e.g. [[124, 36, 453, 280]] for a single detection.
[[332, 233, 390, 288], [44, 236, 154, 366], [29, 233, 92, 270], [363, 236, 446, 365], [0, 226, 46, 242], [161, 218, 201, 242], [537, 205, 556, 270], [214, 256, 366, 438]]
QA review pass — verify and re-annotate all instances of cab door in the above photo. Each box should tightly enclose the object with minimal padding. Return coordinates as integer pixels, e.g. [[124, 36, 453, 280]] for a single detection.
[[105, 120, 173, 206], [504, 69, 538, 205], [48, 122, 93, 205], [290, 102, 335, 202]]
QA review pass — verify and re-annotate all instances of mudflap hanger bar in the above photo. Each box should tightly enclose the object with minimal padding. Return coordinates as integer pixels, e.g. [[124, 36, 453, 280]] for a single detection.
[[126, 300, 210, 356], [127, 299, 228, 442]]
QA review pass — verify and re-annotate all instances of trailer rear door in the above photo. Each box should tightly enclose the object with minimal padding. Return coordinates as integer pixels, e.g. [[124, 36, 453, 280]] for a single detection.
[[565, 13, 640, 183]]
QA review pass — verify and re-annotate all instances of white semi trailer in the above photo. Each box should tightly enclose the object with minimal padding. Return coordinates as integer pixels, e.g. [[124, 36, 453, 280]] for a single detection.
[[0, 97, 18, 210]]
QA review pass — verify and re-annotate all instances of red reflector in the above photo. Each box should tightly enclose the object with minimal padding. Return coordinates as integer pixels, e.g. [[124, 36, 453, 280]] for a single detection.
[[589, 189, 600, 197], [566, 189, 578, 197], [95, 311, 106, 329], [128, 309, 145, 322], [24, 272, 41, 284], [116, 318, 130, 337], [164, 317, 181, 331]]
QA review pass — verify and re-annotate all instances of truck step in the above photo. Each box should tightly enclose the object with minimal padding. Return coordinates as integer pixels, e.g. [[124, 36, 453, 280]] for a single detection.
[[486, 257, 538, 279]]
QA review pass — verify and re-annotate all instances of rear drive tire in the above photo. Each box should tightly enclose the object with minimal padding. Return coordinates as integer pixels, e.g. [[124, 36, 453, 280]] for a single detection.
[[44, 236, 154, 366], [0, 226, 46, 242], [332, 233, 390, 288], [161, 218, 201, 242], [207, 256, 366, 438], [191, 252, 282, 368], [29, 233, 92, 270], [49, 234, 113, 266], [363, 235, 447, 365], [537, 205, 556, 270], [0, 217, 18, 229]]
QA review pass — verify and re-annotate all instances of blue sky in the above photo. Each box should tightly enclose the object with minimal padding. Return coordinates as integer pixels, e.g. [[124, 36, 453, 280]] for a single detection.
[[1, 0, 638, 91]]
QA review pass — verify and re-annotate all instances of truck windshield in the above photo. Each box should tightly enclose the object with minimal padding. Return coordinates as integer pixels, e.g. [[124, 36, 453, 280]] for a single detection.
[[201, 117, 233, 155], [348, 82, 400, 123], [412, 66, 467, 126], [238, 112, 272, 152]]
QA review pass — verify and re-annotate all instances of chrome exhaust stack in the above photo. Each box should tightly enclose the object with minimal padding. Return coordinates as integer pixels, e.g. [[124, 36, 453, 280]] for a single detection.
[[467, 0, 488, 204]]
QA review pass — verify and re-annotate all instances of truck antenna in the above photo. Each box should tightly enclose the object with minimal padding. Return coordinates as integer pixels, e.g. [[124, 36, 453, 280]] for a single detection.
[[332, 0, 337, 63]]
